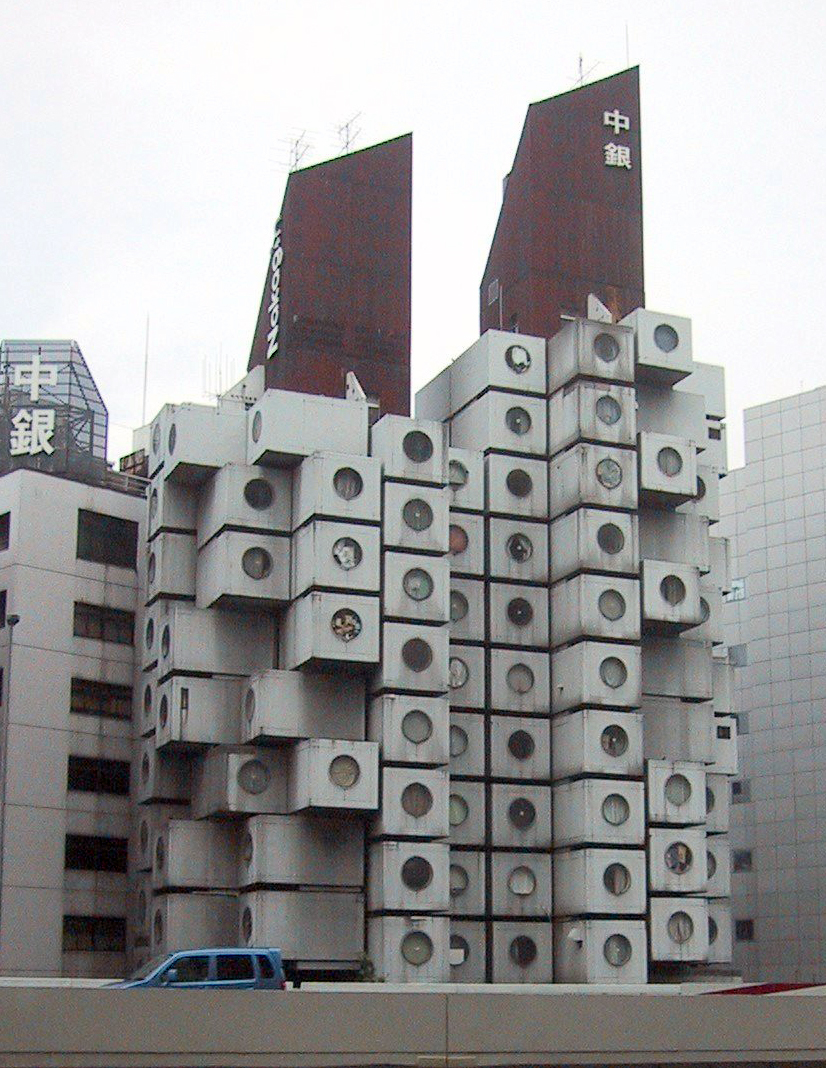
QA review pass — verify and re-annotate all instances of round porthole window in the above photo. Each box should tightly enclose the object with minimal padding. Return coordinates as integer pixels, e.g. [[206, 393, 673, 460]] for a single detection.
[[145, 618, 155, 650], [237, 759, 271, 795], [508, 729, 535, 760], [448, 459, 469, 488], [657, 446, 683, 477], [159, 694, 169, 729], [508, 797, 536, 829], [242, 831, 254, 866], [154, 910, 164, 946], [403, 431, 434, 463], [665, 842, 693, 874], [147, 553, 157, 585], [333, 467, 363, 500], [603, 862, 631, 895], [450, 934, 470, 964], [242, 547, 272, 580], [596, 395, 622, 425], [402, 709, 433, 745], [401, 856, 433, 891], [403, 568, 433, 601], [143, 685, 152, 719], [506, 468, 533, 498], [599, 656, 627, 689], [505, 406, 532, 435], [330, 609, 362, 642], [449, 524, 469, 555], [243, 478, 273, 510], [151, 422, 161, 454], [507, 597, 533, 626], [667, 911, 694, 944], [449, 657, 469, 690], [149, 488, 158, 518], [699, 597, 711, 623], [708, 917, 719, 944], [507, 663, 535, 694], [593, 332, 620, 363], [707, 849, 717, 879], [665, 773, 692, 805], [161, 625, 170, 659], [505, 343, 532, 373], [654, 323, 679, 353], [706, 785, 715, 813], [401, 931, 433, 966], [251, 411, 263, 442], [602, 793, 630, 826], [449, 724, 469, 757], [597, 523, 625, 554], [660, 574, 686, 605], [603, 933, 632, 967], [167, 424, 177, 454], [241, 906, 252, 944], [141, 753, 150, 783], [155, 836, 165, 869], [596, 457, 623, 489], [601, 724, 629, 757], [401, 782, 433, 818], [696, 476, 707, 500], [333, 536, 363, 571], [329, 755, 360, 789], [403, 498, 433, 531], [402, 638, 433, 672], [598, 589, 626, 621], [449, 864, 469, 897], [450, 590, 469, 622], [244, 688, 255, 722], [508, 866, 537, 896], [449, 793, 469, 826], [509, 935, 537, 967], [506, 534, 534, 568]]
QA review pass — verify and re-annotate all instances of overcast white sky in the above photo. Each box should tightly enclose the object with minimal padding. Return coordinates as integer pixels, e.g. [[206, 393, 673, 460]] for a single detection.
[[2, 0, 824, 466]]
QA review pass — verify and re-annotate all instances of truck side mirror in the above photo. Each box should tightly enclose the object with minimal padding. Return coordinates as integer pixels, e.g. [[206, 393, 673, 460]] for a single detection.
[[163, 967, 179, 984]]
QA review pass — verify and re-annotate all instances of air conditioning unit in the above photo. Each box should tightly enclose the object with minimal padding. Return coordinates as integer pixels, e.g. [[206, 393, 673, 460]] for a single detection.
[[549, 443, 638, 519], [383, 481, 450, 554], [490, 851, 552, 917], [368, 840, 450, 913], [705, 774, 730, 834], [490, 783, 552, 848], [243, 669, 365, 745], [553, 918, 647, 984], [552, 779, 645, 848], [448, 920, 486, 982], [677, 463, 721, 525], [150, 891, 237, 957], [641, 698, 714, 765], [491, 921, 553, 983], [708, 715, 738, 775], [153, 603, 275, 680], [281, 591, 380, 671], [195, 530, 290, 609], [367, 914, 450, 983], [371, 414, 448, 485], [287, 739, 379, 813], [641, 637, 713, 702], [152, 403, 247, 484], [447, 781, 486, 846], [442, 330, 548, 411], [707, 898, 733, 964], [639, 511, 710, 572], [450, 390, 548, 457], [373, 766, 449, 839], [488, 517, 549, 584], [546, 319, 634, 396], [151, 819, 238, 890], [553, 847, 647, 917], [703, 419, 727, 473], [682, 583, 724, 644], [383, 551, 450, 624], [449, 850, 486, 915], [646, 760, 707, 826], [548, 381, 636, 456], [372, 622, 449, 695], [712, 659, 734, 714], [635, 382, 707, 443], [449, 711, 485, 777], [489, 648, 551, 714], [239, 813, 364, 889], [485, 454, 549, 520], [448, 644, 485, 709], [641, 559, 703, 632], [447, 448, 485, 512], [620, 308, 693, 385], [191, 747, 288, 819], [648, 826, 708, 894], [551, 641, 642, 713], [146, 532, 196, 602], [247, 390, 368, 466], [550, 574, 641, 648], [135, 738, 191, 804], [649, 895, 709, 962], [488, 582, 550, 648], [638, 432, 697, 506], [292, 520, 381, 598], [196, 464, 292, 548], [155, 676, 243, 750], [132, 803, 189, 872], [147, 476, 197, 539], [241, 888, 364, 962], [448, 577, 485, 642], [447, 511, 485, 576], [706, 834, 731, 898], [292, 452, 382, 528], [367, 694, 450, 767], [551, 709, 644, 781], [489, 715, 551, 781], [550, 508, 639, 583]]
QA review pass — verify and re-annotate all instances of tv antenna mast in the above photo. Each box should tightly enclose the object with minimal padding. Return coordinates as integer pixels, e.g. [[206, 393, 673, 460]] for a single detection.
[[287, 131, 310, 171], [337, 113, 362, 154], [572, 53, 600, 87]]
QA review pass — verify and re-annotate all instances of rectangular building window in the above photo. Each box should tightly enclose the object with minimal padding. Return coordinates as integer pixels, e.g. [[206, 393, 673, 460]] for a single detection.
[[0, 512, 10, 551], [731, 779, 751, 803], [70, 678, 132, 720], [64, 833, 128, 873], [62, 915, 126, 953], [717, 725, 732, 739], [708, 427, 722, 440], [67, 756, 130, 796], [76, 510, 138, 570], [733, 849, 753, 872], [0, 590, 6, 629], [73, 603, 134, 645], [735, 919, 755, 942]]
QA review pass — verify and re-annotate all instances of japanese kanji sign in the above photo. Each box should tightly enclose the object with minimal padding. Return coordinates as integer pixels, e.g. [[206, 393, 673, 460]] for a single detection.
[[603, 109, 632, 169], [8, 350, 59, 456]]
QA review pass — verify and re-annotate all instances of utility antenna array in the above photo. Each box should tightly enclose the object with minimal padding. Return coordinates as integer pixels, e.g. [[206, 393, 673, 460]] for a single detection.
[[572, 53, 600, 87], [337, 113, 362, 154]]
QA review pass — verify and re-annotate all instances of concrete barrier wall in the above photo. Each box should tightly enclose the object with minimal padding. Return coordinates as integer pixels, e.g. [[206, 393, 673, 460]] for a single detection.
[[2, 987, 826, 1068]]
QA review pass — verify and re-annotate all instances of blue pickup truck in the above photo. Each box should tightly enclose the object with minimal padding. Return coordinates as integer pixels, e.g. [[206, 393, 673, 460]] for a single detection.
[[115, 947, 286, 989]]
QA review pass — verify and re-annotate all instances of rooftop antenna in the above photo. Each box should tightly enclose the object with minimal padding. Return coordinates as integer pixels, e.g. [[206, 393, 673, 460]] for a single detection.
[[141, 314, 149, 425], [287, 131, 310, 171], [572, 53, 600, 87], [337, 113, 362, 154]]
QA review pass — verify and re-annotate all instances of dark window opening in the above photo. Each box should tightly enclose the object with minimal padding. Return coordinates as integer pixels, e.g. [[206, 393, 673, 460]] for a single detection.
[[708, 427, 722, 440], [73, 603, 134, 645], [733, 849, 753, 872], [257, 954, 275, 979], [731, 779, 750, 803], [216, 954, 255, 980], [67, 756, 130, 796], [0, 590, 6, 629], [62, 915, 126, 953], [0, 512, 9, 551], [70, 678, 132, 720], [76, 510, 138, 569], [717, 725, 732, 739], [64, 833, 128, 873], [735, 919, 754, 941]]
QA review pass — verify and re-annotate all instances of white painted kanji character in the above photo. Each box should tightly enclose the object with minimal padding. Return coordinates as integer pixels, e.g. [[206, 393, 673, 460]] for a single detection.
[[603, 109, 630, 134], [10, 408, 55, 456], [13, 350, 58, 402], [604, 143, 632, 169]]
